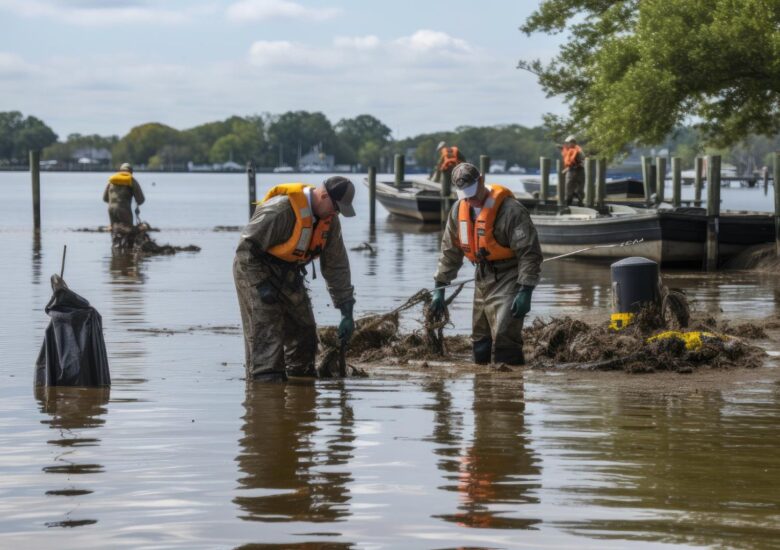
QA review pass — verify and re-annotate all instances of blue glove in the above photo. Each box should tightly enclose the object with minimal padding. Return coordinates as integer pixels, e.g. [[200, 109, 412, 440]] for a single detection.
[[430, 286, 446, 318], [338, 301, 355, 342], [511, 286, 533, 318]]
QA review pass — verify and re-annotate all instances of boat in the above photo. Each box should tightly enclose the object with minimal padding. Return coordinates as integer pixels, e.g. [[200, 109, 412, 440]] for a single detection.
[[272, 165, 294, 173], [363, 178, 775, 265], [521, 177, 653, 198], [366, 177, 535, 222]]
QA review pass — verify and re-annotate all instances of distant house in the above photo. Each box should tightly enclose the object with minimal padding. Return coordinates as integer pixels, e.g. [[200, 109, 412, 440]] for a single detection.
[[299, 145, 334, 172], [72, 147, 111, 165]]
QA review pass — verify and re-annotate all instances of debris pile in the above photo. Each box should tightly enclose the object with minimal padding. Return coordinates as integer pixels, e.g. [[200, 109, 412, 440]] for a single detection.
[[112, 223, 200, 255]]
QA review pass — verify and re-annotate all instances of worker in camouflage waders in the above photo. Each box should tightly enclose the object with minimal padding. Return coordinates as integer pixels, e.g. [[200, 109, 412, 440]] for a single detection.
[[102, 162, 145, 247], [233, 177, 356, 382], [430, 163, 542, 365], [432, 141, 466, 183]]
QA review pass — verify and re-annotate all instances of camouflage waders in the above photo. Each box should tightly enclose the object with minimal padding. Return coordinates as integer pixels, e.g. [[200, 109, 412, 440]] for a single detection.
[[472, 264, 525, 365]]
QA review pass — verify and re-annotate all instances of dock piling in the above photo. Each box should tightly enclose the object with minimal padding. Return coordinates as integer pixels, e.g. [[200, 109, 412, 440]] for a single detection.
[[774, 153, 780, 257], [596, 158, 607, 210], [394, 154, 405, 189], [556, 159, 565, 212], [655, 156, 666, 204], [540, 157, 551, 205], [30, 150, 41, 231], [706, 155, 721, 271], [368, 166, 377, 226], [584, 157, 596, 208], [694, 157, 704, 207], [479, 155, 490, 179], [641, 156, 653, 205], [246, 160, 256, 219], [671, 157, 682, 208]]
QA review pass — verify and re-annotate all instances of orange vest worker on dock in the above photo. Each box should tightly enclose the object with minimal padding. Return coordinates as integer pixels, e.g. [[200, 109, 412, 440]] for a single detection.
[[561, 135, 585, 206], [233, 177, 356, 382], [430, 163, 542, 365], [432, 141, 465, 183]]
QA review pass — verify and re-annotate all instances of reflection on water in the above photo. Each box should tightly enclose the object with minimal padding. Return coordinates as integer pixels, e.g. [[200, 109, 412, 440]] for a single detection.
[[36, 386, 109, 528], [434, 376, 541, 530], [32, 231, 42, 287], [538, 383, 780, 548], [234, 382, 354, 525]]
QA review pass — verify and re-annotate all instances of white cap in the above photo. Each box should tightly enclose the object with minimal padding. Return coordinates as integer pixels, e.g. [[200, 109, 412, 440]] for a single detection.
[[564, 135, 576, 143], [456, 181, 479, 199], [436, 141, 446, 151]]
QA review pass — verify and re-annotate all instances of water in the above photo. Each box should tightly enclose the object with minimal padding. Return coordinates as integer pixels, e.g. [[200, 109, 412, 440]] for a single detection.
[[2, 172, 780, 548]]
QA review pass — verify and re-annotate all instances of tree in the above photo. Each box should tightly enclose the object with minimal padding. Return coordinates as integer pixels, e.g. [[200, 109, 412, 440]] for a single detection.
[[267, 111, 339, 166], [112, 123, 181, 166], [0, 111, 57, 161], [519, 0, 780, 158], [335, 114, 392, 165]]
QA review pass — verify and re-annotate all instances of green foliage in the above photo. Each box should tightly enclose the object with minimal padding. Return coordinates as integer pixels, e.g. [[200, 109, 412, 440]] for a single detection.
[[0, 111, 57, 161], [268, 111, 340, 167], [112, 123, 181, 167], [335, 114, 392, 165], [520, 0, 780, 159]]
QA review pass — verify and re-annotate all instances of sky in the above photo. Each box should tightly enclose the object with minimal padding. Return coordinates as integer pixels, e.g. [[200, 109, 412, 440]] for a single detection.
[[0, 0, 568, 140]]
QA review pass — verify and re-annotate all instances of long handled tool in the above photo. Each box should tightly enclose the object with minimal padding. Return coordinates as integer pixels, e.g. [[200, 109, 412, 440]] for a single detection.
[[435, 238, 644, 290]]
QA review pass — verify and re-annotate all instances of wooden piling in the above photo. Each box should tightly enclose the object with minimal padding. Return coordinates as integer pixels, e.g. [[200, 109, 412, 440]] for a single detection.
[[775, 153, 780, 257], [368, 166, 377, 226], [441, 170, 453, 223], [584, 157, 596, 208], [706, 155, 721, 271], [694, 157, 704, 207], [655, 156, 666, 204], [394, 153, 405, 188], [763, 164, 770, 196], [246, 160, 256, 219], [540, 157, 551, 205], [556, 159, 565, 212], [671, 157, 681, 208], [641, 156, 653, 205], [30, 150, 41, 230], [479, 155, 490, 178], [596, 158, 607, 210]]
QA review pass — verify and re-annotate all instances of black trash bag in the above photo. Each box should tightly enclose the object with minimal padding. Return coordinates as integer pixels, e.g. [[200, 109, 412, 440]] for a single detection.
[[34, 274, 110, 387]]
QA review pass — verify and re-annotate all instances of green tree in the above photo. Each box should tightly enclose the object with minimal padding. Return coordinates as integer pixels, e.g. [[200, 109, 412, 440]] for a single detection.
[[268, 111, 339, 167], [0, 111, 57, 161], [519, 0, 780, 159], [113, 123, 181, 167], [335, 114, 392, 165]]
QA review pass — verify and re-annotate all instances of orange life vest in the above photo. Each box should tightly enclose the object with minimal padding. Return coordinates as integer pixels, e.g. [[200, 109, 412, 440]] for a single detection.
[[108, 171, 134, 187], [456, 184, 515, 263], [262, 183, 332, 264], [562, 145, 583, 169], [440, 146, 461, 171]]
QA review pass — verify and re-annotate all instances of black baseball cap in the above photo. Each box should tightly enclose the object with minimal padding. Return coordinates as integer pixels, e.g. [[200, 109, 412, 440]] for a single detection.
[[323, 176, 356, 217]]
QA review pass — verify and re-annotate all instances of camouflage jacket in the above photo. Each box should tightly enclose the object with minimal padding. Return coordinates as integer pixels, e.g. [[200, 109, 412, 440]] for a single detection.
[[434, 195, 543, 287], [235, 194, 354, 308], [102, 179, 145, 210]]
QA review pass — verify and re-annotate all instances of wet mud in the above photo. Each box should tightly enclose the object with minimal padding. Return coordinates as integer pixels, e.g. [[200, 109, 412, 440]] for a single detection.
[[725, 243, 780, 271], [112, 223, 201, 255]]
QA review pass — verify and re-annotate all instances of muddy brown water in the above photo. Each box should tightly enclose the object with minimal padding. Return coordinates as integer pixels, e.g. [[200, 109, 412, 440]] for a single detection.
[[2, 172, 780, 548]]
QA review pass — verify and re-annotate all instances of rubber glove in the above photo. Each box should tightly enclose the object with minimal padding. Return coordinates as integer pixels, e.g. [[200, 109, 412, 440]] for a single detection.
[[338, 301, 355, 342], [257, 281, 278, 305], [511, 286, 534, 318], [430, 285, 446, 319]]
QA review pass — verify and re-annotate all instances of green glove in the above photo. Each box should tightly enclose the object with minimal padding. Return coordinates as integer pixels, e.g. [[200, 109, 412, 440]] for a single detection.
[[430, 286, 446, 318], [338, 301, 355, 342], [511, 286, 533, 318]]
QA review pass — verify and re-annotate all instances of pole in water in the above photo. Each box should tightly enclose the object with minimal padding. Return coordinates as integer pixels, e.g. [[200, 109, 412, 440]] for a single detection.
[[394, 153, 405, 189], [479, 155, 490, 179], [30, 150, 41, 231], [694, 157, 704, 207], [60, 245, 67, 278], [246, 160, 257, 219], [540, 157, 551, 206], [368, 166, 377, 227], [641, 155, 653, 205], [671, 157, 682, 208], [706, 155, 721, 271], [556, 158, 565, 212], [655, 156, 666, 204]]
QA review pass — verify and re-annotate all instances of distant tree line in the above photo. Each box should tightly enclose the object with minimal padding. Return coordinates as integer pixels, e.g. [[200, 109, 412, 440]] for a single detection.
[[1, 109, 779, 173]]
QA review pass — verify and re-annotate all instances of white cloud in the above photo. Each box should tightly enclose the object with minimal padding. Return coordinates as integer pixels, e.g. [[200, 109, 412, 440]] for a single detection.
[[226, 0, 340, 22], [333, 35, 380, 51], [0, 0, 205, 25], [394, 29, 472, 54], [248, 40, 342, 70], [0, 52, 37, 78]]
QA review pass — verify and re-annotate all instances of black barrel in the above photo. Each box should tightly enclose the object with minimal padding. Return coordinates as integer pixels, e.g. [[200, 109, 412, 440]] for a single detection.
[[610, 257, 659, 313]]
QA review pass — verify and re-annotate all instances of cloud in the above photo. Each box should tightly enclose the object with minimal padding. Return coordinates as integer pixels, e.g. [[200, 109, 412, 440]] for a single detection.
[[226, 0, 340, 22], [0, 0, 202, 25], [333, 35, 380, 51], [248, 40, 342, 70], [0, 52, 37, 78], [394, 29, 472, 54]]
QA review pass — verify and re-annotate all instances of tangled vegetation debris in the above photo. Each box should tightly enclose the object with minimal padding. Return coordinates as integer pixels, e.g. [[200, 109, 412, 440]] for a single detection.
[[112, 223, 200, 255]]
